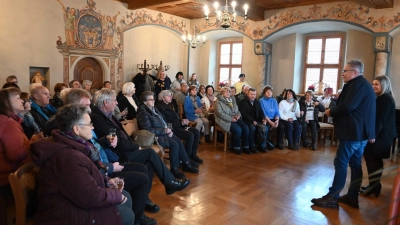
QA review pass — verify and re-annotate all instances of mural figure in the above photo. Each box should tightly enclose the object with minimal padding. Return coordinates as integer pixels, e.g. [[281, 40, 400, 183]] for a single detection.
[[57, 0, 78, 47], [31, 71, 46, 84], [103, 12, 120, 50]]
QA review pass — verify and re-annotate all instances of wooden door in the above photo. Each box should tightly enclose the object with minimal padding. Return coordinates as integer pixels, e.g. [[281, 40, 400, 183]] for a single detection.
[[74, 57, 103, 90]]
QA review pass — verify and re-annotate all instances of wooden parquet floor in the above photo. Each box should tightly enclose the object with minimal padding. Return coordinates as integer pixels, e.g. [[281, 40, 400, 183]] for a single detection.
[[148, 141, 400, 225]]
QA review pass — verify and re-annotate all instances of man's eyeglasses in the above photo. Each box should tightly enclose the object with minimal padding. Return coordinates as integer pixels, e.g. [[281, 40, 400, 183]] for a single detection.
[[342, 69, 356, 73], [147, 99, 155, 101], [77, 122, 93, 127]]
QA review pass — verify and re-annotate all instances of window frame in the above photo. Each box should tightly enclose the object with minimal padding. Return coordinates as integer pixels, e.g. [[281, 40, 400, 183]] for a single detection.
[[303, 35, 344, 93], [217, 41, 243, 87]]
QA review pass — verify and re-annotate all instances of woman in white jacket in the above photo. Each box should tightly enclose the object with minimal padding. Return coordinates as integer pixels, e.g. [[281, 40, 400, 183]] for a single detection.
[[278, 89, 301, 150]]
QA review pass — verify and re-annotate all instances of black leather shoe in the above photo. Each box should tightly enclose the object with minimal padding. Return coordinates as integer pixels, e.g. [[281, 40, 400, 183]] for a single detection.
[[234, 149, 242, 155], [191, 154, 203, 164], [182, 162, 199, 173], [288, 144, 296, 150], [266, 141, 275, 150], [243, 148, 251, 155], [311, 195, 339, 208], [338, 194, 359, 208], [311, 143, 317, 151], [250, 147, 258, 154], [165, 178, 190, 195], [258, 146, 267, 153], [294, 143, 299, 150], [190, 160, 200, 168], [170, 168, 186, 179], [362, 183, 381, 197], [276, 144, 284, 150], [145, 198, 160, 213], [134, 214, 157, 225]]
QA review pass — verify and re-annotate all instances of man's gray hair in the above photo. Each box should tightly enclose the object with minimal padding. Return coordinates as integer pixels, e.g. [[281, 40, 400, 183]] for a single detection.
[[56, 104, 90, 133], [93, 88, 116, 108], [63, 88, 92, 104], [347, 59, 364, 75], [159, 90, 173, 101]]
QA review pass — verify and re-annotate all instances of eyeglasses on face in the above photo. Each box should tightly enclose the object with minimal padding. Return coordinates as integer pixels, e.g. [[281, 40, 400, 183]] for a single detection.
[[342, 69, 356, 73], [77, 122, 93, 127], [146, 98, 155, 101]]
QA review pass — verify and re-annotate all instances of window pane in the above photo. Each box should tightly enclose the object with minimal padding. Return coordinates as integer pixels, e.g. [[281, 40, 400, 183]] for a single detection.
[[305, 68, 320, 92], [322, 68, 338, 94], [219, 67, 230, 84], [220, 44, 231, 64], [231, 68, 242, 84], [324, 38, 341, 64], [307, 39, 322, 64], [232, 43, 242, 64]]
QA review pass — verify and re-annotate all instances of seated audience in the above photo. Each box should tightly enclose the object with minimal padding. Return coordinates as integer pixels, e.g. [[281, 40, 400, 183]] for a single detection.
[[197, 84, 206, 99], [117, 82, 140, 120], [235, 85, 250, 103], [69, 80, 81, 89], [229, 86, 236, 96], [184, 86, 211, 142], [31, 104, 135, 225], [238, 88, 268, 154], [188, 73, 200, 88], [299, 90, 325, 150], [173, 82, 188, 106], [6, 75, 18, 84], [201, 85, 216, 116], [30, 85, 57, 132], [2, 82, 20, 89], [90, 89, 190, 195], [154, 70, 171, 98], [50, 83, 68, 109], [170, 72, 186, 94], [0, 88, 41, 199], [278, 89, 301, 150], [259, 85, 280, 150], [156, 90, 203, 163], [214, 87, 249, 155], [329, 89, 342, 108], [276, 88, 287, 104], [137, 91, 199, 178], [317, 87, 333, 117], [103, 81, 112, 89], [19, 92, 41, 139], [82, 80, 92, 91]]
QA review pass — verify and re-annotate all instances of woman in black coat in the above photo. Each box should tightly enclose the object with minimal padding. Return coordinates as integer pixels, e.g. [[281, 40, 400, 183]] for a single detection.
[[117, 82, 140, 120], [361, 75, 397, 197]]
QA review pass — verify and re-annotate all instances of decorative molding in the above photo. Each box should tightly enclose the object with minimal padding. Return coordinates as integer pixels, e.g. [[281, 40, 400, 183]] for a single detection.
[[70, 56, 79, 67], [102, 57, 110, 66]]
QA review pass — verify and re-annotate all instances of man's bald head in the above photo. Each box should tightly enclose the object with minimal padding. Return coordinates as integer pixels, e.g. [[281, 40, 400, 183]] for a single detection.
[[31, 86, 50, 106]]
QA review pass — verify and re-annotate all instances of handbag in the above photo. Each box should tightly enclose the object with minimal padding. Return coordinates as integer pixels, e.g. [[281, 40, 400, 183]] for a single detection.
[[133, 130, 165, 156]]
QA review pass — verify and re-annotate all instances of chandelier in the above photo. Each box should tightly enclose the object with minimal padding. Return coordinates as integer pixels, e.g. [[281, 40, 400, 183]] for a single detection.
[[182, 6, 206, 49], [203, 0, 249, 30]]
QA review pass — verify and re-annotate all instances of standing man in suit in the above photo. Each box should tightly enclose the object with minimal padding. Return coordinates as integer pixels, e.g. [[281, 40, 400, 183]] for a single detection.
[[312, 59, 376, 209]]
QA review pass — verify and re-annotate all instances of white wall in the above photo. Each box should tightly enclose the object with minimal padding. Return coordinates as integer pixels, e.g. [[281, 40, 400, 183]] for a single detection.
[[390, 36, 400, 106]]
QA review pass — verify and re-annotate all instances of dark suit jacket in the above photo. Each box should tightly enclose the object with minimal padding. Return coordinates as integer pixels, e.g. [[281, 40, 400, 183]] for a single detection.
[[238, 97, 265, 125], [90, 106, 139, 161], [116, 92, 140, 120], [330, 75, 376, 140], [155, 100, 183, 130]]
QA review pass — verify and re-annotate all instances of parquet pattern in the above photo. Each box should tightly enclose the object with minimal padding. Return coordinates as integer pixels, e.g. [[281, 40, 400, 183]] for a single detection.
[[149, 141, 399, 225]]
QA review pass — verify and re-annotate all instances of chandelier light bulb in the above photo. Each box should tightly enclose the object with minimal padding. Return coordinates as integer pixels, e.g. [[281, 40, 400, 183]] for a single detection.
[[231, 1, 236, 12], [213, 2, 219, 11], [244, 4, 249, 15]]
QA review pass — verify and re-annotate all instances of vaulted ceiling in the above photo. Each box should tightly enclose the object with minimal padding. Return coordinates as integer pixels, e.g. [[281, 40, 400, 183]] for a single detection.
[[115, 0, 394, 21]]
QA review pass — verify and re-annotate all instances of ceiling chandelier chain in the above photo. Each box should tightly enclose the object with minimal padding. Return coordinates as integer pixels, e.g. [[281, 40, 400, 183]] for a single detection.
[[182, 6, 206, 49], [203, 0, 249, 30]]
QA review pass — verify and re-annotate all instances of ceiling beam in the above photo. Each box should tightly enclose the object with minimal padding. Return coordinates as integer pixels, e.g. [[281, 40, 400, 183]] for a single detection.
[[126, 0, 191, 10], [369, 0, 394, 8]]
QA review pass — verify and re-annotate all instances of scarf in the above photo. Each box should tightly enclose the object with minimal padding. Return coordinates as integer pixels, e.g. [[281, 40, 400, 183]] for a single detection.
[[31, 101, 57, 121], [286, 98, 298, 112], [206, 94, 214, 105], [150, 107, 168, 128]]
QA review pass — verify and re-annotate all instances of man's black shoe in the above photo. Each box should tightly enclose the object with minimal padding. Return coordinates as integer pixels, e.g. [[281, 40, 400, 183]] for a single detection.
[[250, 147, 258, 154], [145, 199, 160, 213], [165, 178, 190, 195], [134, 215, 157, 225], [258, 146, 267, 153], [190, 160, 200, 168], [170, 168, 186, 179], [191, 154, 203, 164], [234, 149, 242, 155], [276, 144, 284, 150], [338, 194, 359, 208], [312, 195, 339, 208], [182, 162, 199, 173], [243, 148, 251, 155]]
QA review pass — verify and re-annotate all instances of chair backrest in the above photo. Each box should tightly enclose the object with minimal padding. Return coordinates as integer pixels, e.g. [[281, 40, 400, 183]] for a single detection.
[[8, 161, 39, 225], [121, 119, 139, 138]]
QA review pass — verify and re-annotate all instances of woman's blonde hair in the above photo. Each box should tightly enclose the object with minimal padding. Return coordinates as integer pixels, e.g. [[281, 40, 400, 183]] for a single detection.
[[374, 75, 394, 98]]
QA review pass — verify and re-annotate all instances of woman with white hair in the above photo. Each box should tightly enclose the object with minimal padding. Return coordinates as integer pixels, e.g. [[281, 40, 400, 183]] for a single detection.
[[82, 80, 92, 91], [117, 82, 140, 120]]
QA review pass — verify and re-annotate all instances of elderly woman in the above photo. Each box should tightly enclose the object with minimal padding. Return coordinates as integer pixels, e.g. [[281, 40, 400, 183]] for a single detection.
[[299, 90, 325, 150], [154, 70, 171, 98], [82, 80, 92, 91], [214, 87, 249, 155], [278, 89, 301, 150], [184, 85, 211, 143], [361, 75, 397, 197], [259, 85, 280, 150], [117, 82, 140, 120], [30, 104, 135, 225], [0, 88, 42, 196], [201, 85, 216, 114], [170, 72, 186, 94], [137, 91, 199, 179], [156, 90, 203, 164]]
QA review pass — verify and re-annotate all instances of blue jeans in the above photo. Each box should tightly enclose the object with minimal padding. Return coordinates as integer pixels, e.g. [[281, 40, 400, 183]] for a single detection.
[[328, 140, 367, 198], [230, 119, 249, 149]]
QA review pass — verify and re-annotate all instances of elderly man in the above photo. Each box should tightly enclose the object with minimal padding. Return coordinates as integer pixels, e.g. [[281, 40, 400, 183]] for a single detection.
[[235, 84, 250, 103], [312, 60, 376, 209], [90, 89, 190, 195], [173, 82, 188, 106], [69, 80, 81, 89], [30, 85, 57, 131]]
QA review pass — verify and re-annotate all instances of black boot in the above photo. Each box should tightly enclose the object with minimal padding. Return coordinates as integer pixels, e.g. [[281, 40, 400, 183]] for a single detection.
[[191, 153, 203, 164], [145, 198, 160, 213], [182, 161, 199, 173], [165, 178, 190, 195], [243, 147, 251, 155], [170, 168, 186, 179], [205, 134, 212, 143]]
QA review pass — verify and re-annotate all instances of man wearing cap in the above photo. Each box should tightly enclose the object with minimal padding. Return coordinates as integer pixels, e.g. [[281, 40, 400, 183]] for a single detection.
[[234, 73, 249, 92]]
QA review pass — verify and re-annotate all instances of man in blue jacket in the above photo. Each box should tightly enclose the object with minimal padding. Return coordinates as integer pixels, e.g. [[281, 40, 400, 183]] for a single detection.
[[311, 60, 376, 209]]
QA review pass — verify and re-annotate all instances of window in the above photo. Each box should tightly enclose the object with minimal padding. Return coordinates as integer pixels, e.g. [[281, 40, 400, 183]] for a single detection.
[[304, 36, 343, 93], [218, 41, 242, 86]]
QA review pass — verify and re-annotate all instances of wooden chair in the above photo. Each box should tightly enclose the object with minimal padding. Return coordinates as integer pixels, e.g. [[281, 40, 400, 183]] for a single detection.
[[214, 124, 230, 151], [388, 166, 400, 224], [0, 186, 13, 225], [319, 122, 335, 145], [178, 103, 196, 127], [8, 161, 39, 225]]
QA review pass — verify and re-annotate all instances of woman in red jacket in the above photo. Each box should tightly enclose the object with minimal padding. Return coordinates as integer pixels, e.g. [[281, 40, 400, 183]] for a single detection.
[[0, 87, 42, 195], [30, 104, 135, 225]]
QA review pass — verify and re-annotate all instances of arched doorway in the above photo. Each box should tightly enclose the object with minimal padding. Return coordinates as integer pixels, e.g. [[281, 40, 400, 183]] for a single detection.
[[73, 57, 104, 90]]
